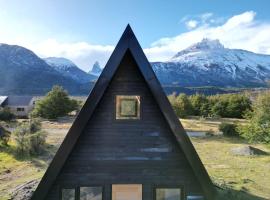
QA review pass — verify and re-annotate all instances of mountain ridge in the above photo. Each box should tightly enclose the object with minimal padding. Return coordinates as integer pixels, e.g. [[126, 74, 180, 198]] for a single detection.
[[44, 57, 97, 83], [152, 38, 270, 87], [1, 39, 270, 95], [0, 44, 92, 95]]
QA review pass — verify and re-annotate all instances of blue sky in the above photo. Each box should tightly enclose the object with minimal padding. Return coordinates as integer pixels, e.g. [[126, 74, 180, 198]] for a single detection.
[[0, 0, 270, 71]]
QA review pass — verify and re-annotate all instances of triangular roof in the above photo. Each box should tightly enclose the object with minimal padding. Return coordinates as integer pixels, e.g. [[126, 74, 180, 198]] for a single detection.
[[31, 25, 216, 200]]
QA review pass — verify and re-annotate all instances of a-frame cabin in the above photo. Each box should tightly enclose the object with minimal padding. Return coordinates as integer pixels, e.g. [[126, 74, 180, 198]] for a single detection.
[[31, 25, 216, 200]]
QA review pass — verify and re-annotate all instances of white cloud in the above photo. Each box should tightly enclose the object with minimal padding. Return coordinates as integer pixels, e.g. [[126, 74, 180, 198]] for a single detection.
[[1, 11, 270, 71], [180, 12, 215, 27], [200, 12, 213, 21], [30, 39, 114, 72], [185, 20, 198, 29], [145, 11, 270, 62]]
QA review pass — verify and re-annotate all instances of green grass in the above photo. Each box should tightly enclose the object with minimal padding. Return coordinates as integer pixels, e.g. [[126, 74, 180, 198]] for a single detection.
[[0, 120, 67, 199], [0, 118, 269, 199], [182, 117, 270, 199], [191, 136, 270, 199], [0, 147, 45, 200]]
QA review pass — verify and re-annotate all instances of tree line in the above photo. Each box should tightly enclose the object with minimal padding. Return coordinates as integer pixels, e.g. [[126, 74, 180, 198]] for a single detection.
[[168, 92, 252, 118], [169, 92, 270, 143]]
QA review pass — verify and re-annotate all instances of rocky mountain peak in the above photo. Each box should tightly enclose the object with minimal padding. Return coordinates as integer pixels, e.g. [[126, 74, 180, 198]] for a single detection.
[[172, 38, 224, 60], [89, 61, 102, 76]]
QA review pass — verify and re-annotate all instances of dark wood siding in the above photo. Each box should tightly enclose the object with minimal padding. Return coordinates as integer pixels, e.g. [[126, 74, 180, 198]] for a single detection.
[[45, 51, 203, 200]]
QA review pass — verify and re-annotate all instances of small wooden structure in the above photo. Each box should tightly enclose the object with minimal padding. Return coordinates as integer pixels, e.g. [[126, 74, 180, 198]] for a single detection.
[[31, 25, 216, 200]]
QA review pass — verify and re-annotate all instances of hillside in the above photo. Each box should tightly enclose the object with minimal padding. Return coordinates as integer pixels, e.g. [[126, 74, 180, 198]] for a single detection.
[[0, 44, 91, 95]]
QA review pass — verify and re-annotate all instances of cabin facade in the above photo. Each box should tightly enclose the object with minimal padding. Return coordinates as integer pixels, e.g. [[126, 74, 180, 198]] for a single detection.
[[31, 26, 215, 200]]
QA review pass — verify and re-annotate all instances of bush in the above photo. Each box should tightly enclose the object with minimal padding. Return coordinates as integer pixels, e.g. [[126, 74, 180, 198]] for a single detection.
[[168, 93, 193, 118], [209, 94, 251, 118], [13, 123, 29, 154], [209, 95, 228, 117], [13, 120, 46, 155], [28, 119, 46, 155], [238, 92, 270, 143], [29, 130, 46, 155], [0, 126, 11, 146], [0, 108, 15, 121], [31, 85, 79, 119], [219, 122, 239, 137], [189, 94, 210, 117], [168, 92, 251, 119], [226, 94, 252, 118]]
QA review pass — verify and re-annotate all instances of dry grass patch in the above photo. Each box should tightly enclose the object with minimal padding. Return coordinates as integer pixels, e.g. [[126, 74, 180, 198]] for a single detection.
[[181, 116, 247, 133]]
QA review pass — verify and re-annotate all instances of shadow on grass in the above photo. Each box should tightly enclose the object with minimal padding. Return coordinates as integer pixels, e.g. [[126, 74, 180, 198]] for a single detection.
[[216, 186, 268, 200], [0, 143, 58, 170]]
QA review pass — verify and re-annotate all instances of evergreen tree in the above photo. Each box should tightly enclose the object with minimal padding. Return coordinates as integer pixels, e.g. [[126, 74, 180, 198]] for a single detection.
[[31, 85, 79, 119]]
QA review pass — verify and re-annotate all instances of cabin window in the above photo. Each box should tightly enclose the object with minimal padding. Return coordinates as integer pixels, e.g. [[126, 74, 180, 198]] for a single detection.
[[156, 188, 182, 200], [116, 95, 140, 119], [17, 107, 25, 112], [112, 184, 142, 200], [80, 187, 103, 200], [62, 188, 76, 200], [187, 196, 204, 200]]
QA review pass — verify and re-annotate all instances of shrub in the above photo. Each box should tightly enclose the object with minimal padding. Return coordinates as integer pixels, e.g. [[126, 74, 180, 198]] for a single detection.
[[168, 93, 193, 118], [189, 94, 210, 117], [226, 94, 252, 118], [0, 126, 11, 146], [168, 92, 252, 119], [13, 120, 46, 155], [29, 130, 46, 155], [219, 122, 239, 137], [0, 108, 15, 121], [31, 85, 79, 119], [209, 94, 251, 118], [28, 119, 46, 155], [238, 91, 270, 143], [13, 123, 30, 154], [237, 122, 270, 143]]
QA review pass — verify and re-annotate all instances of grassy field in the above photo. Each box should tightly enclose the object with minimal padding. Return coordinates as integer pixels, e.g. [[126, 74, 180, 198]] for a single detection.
[[0, 117, 270, 200]]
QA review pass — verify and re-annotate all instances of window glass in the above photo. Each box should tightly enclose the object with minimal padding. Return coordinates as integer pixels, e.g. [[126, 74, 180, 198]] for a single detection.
[[80, 187, 102, 200], [62, 188, 75, 200], [112, 184, 142, 200], [187, 196, 204, 200], [116, 95, 140, 119], [156, 188, 181, 200]]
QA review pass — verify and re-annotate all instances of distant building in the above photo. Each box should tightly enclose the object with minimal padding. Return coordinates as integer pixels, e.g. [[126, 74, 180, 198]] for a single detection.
[[0, 96, 35, 117], [0, 96, 8, 110]]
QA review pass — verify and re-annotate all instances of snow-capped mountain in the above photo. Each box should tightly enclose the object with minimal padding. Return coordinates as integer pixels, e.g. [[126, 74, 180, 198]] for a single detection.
[[89, 61, 102, 76], [152, 38, 270, 87], [44, 57, 97, 83], [0, 44, 91, 95]]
